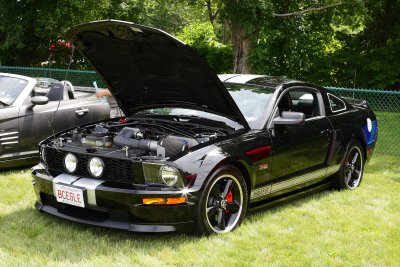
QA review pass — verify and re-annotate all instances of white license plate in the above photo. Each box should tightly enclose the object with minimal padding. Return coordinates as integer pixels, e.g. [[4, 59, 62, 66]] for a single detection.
[[54, 184, 85, 208]]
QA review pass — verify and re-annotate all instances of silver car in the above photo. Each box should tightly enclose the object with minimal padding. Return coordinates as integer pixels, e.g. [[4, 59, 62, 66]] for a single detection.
[[0, 73, 110, 170]]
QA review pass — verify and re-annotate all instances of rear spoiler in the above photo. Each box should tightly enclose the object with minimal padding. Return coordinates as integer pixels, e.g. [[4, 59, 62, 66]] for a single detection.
[[341, 96, 369, 109]]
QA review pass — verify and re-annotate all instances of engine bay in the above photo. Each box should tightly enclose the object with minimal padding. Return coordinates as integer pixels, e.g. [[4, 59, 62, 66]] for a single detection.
[[50, 117, 235, 159]]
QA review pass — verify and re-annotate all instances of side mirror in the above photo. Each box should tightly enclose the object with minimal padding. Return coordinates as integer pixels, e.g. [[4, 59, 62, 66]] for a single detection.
[[28, 96, 49, 110], [273, 111, 305, 126]]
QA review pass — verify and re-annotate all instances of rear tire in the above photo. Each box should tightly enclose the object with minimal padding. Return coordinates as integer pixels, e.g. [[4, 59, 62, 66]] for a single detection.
[[333, 140, 365, 190], [194, 165, 248, 235]]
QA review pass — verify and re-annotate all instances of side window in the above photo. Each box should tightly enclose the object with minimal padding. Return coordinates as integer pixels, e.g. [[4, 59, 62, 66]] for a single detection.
[[327, 93, 346, 112], [277, 89, 319, 119]]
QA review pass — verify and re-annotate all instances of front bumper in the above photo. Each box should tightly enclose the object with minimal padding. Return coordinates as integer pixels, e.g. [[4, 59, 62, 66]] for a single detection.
[[32, 165, 198, 233]]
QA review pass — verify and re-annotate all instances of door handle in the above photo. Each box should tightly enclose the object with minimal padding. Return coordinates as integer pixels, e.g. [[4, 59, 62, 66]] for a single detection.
[[75, 108, 89, 116], [321, 129, 332, 135]]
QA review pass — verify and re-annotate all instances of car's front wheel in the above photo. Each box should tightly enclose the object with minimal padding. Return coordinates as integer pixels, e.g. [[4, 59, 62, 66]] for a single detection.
[[195, 165, 248, 235], [334, 140, 365, 190]]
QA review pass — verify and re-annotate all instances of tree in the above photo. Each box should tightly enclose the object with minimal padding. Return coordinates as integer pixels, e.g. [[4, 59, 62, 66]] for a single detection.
[[217, 0, 364, 74], [0, 0, 201, 67], [0, 0, 115, 66], [331, 0, 400, 89], [177, 22, 232, 73], [1, 0, 398, 89]]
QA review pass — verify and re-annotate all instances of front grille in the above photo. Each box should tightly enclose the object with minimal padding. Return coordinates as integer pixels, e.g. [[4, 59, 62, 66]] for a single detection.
[[46, 147, 134, 183]]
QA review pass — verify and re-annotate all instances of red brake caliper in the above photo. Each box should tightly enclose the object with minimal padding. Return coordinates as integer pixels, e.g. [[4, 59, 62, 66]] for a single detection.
[[226, 191, 233, 202], [225, 191, 233, 213]]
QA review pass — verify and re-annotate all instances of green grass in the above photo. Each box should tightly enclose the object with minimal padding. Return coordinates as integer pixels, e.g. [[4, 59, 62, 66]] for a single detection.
[[1, 155, 400, 266], [374, 111, 400, 157]]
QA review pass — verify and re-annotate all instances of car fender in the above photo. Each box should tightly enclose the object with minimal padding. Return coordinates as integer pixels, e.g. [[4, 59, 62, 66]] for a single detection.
[[173, 131, 271, 192]]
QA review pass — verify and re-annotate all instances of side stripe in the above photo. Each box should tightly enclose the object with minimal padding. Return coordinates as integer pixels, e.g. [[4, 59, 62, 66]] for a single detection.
[[250, 164, 341, 200], [270, 168, 327, 194], [250, 185, 270, 200]]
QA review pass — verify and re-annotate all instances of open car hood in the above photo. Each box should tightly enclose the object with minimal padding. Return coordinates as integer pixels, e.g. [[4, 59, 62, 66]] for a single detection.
[[67, 20, 249, 129]]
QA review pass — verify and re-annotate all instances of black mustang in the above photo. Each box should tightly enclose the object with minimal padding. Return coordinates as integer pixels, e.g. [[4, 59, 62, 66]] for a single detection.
[[31, 20, 378, 235]]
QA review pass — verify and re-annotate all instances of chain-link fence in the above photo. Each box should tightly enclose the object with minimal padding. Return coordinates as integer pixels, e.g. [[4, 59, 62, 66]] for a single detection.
[[0, 65, 106, 88], [1, 66, 399, 156], [326, 87, 400, 157]]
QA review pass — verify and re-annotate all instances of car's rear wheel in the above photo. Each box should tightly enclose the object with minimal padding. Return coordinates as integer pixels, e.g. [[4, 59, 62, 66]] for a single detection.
[[195, 165, 248, 235], [334, 140, 364, 190]]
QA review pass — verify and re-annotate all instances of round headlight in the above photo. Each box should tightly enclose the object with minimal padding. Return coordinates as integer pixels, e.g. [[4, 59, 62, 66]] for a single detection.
[[159, 165, 179, 186], [88, 157, 104, 178], [64, 153, 77, 173]]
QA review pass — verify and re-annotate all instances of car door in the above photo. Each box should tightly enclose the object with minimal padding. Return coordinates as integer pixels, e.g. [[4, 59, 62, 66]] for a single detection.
[[0, 106, 21, 166], [0, 74, 36, 168], [269, 87, 332, 195], [17, 94, 101, 159]]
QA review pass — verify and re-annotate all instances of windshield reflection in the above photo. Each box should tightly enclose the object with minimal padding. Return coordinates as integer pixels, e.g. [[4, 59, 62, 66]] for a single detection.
[[136, 83, 274, 129]]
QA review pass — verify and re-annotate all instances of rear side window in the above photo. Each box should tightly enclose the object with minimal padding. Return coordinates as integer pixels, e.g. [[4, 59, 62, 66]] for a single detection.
[[327, 93, 346, 112]]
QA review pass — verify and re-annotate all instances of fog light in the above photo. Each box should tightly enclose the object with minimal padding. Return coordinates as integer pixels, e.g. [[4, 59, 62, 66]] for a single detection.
[[159, 165, 180, 186], [143, 197, 187, 205], [88, 157, 104, 178], [64, 153, 77, 173]]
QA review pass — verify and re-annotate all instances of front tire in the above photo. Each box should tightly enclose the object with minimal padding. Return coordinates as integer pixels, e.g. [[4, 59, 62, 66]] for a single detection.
[[334, 140, 365, 190], [195, 165, 248, 235]]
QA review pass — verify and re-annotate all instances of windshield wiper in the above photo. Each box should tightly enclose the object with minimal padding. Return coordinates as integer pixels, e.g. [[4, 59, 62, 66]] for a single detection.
[[0, 100, 9, 106], [172, 115, 202, 119], [135, 111, 157, 115]]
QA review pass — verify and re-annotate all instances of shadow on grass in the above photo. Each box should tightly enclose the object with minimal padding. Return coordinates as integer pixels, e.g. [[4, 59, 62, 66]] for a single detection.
[[1, 157, 389, 263], [246, 188, 333, 220], [0, 185, 338, 263], [0, 167, 31, 175], [0, 206, 196, 262]]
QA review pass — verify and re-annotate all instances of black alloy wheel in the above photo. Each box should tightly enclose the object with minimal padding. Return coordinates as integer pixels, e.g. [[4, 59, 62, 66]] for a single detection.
[[334, 140, 364, 190], [195, 165, 248, 235]]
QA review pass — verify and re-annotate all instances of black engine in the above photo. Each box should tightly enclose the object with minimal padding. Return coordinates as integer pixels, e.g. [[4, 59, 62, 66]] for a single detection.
[[62, 117, 231, 159]]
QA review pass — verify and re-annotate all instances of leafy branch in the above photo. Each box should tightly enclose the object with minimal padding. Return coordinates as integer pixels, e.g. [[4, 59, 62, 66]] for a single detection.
[[272, 2, 352, 17]]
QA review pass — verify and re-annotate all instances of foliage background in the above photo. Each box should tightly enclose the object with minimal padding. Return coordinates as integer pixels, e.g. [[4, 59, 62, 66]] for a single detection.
[[0, 0, 399, 89]]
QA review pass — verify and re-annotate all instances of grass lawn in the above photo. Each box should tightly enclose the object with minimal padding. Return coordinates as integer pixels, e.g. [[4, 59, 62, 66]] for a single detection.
[[374, 111, 400, 157], [0, 154, 399, 266]]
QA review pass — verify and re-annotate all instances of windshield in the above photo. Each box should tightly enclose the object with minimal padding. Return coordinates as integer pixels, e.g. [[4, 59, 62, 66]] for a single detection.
[[134, 83, 274, 129], [0, 75, 28, 105], [35, 77, 59, 88], [33, 77, 60, 96], [225, 83, 274, 127]]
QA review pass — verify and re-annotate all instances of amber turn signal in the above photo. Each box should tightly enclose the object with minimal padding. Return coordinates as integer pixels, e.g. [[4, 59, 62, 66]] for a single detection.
[[143, 197, 187, 205]]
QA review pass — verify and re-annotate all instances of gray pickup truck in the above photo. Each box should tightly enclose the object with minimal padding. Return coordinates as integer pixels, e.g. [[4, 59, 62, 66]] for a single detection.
[[0, 73, 110, 170]]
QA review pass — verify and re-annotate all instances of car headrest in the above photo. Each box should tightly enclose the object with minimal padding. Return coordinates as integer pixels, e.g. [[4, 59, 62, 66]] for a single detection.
[[297, 100, 314, 113], [46, 82, 68, 101], [278, 94, 293, 110]]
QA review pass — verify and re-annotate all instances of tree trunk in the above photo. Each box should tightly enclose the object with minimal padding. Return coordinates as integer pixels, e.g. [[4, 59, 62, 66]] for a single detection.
[[231, 22, 253, 74]]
